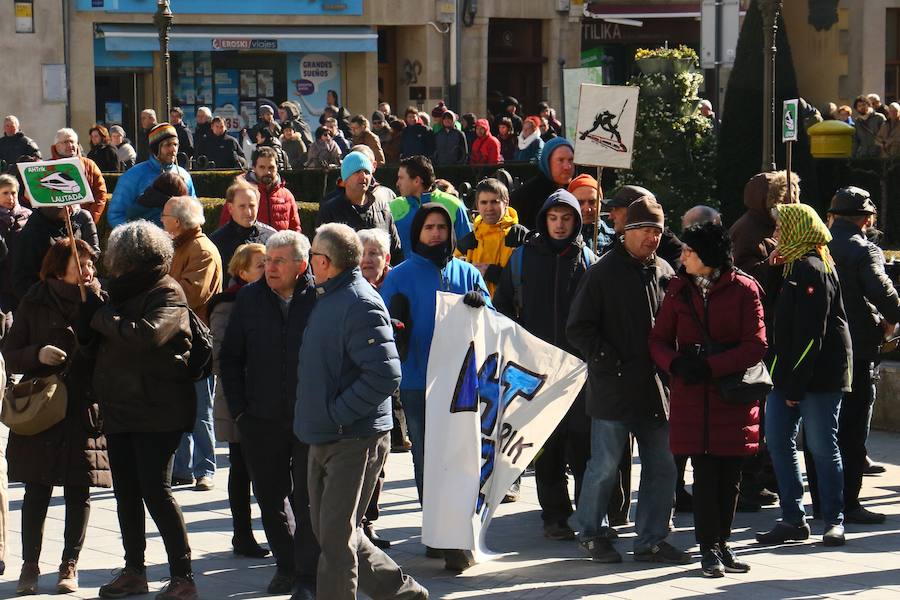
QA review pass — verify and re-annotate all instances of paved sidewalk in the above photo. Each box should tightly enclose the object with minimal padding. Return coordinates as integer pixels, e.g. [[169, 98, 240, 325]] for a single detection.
[[0, 429, 898, 599]]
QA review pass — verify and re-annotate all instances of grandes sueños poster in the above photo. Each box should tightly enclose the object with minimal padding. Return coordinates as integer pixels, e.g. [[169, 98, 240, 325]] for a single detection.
[[287, 52, 342, 122], [422, 293, 587, 558]]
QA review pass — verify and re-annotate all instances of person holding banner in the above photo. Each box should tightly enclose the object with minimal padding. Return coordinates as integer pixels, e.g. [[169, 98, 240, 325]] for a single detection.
[[379, 202, 490, 571], [649, 221, 765, 578], [50, 128, 108, 224], [567, 197, 689, 565], [493, 189, 597, 541], [297, 223, 428, 600]]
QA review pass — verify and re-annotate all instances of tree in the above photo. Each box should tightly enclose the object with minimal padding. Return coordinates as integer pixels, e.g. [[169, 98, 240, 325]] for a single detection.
[[615, 45, 717, 231]]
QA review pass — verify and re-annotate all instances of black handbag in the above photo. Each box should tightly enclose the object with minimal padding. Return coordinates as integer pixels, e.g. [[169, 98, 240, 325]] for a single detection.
[[680, 286, 772, 405]]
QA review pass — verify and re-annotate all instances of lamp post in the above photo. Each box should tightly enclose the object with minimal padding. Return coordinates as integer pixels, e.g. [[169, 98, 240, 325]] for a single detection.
[[759, 0, 782, 172], [154, 0, 174, 119]]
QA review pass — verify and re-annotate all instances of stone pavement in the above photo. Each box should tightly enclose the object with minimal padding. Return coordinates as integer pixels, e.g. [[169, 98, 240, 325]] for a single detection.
[[0, 429, 898, 600]]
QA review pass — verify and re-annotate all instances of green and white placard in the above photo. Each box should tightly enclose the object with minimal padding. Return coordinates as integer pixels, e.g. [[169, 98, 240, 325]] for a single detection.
[[17, 158, 94, 207], [782, 99, 799, 143]]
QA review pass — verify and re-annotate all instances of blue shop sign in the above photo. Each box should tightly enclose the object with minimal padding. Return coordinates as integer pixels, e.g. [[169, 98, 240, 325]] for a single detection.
[[77, 0, 362, 16]]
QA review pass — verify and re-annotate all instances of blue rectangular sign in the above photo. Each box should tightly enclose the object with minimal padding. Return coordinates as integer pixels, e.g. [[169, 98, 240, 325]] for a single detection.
[[77, 0, 363, 15]]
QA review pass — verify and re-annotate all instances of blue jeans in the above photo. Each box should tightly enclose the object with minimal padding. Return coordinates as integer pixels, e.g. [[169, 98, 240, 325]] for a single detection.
[[400, 389, 425, 504], [571, 418, 675, 552], [765, 388, 844, 526], [174, 376, 217, 480]]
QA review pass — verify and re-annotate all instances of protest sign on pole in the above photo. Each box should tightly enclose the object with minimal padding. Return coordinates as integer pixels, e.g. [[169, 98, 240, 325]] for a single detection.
[[17, 158, 94, 299], [573, 84, 640, 249], [782, 99, 798, 201], [422, 293, 587, 560]]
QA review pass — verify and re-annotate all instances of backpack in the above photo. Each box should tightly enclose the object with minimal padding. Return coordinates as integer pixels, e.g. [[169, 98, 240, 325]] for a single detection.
[[183, 306, 213, 381], [510, 244, 593, 317]]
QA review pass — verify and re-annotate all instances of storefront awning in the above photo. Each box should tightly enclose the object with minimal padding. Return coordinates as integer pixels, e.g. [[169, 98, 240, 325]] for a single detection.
[[97, 24, 377, 53]]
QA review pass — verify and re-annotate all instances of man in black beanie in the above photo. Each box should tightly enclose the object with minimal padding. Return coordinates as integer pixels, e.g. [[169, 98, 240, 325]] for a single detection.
[[601, 185, 683, 270]]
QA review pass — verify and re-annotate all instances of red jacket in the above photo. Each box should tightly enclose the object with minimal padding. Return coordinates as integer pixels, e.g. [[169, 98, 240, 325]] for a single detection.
[[218, 174, 301, 232], [649, 269, 766, 456], [470, 119, 503, 165]]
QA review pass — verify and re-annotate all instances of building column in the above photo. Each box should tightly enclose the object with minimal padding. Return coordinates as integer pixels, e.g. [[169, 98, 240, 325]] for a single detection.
[[459, 17, 489, 117], [345, 51, 379, 117]]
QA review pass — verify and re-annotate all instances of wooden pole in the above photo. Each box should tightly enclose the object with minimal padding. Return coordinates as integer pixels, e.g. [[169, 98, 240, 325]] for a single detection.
[[63, 207, 87, 302], [593, 166, 604, 252], [785, 141, 793, 201]]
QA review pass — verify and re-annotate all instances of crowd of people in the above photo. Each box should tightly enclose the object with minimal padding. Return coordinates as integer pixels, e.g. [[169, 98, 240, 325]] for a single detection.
[[0, 106, 896, 600], [824, 93, 900, 157]]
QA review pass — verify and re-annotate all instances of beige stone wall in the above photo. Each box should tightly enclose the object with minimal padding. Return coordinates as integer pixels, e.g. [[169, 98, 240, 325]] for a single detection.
[[0, 1, 67, 153]]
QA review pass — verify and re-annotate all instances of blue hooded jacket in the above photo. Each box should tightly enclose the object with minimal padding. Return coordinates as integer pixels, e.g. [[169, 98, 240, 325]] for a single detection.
[[380, 203, 491, 391], [107, 156, 195, 227]]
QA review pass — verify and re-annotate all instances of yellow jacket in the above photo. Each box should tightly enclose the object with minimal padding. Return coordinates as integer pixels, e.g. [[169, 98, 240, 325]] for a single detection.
[[455, 206, 529, 295]]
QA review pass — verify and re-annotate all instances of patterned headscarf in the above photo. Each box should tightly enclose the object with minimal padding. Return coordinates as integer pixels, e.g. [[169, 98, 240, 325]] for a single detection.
[[775, 203, 833, 274]]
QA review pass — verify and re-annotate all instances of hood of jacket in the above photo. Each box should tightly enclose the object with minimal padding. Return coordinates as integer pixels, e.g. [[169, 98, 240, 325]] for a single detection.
[[743, 172, 778, 217], [538, 136, 574, 180], [536, 189, 583, 244], [475, 118, 491, 132], [410, 202, 456, 258]]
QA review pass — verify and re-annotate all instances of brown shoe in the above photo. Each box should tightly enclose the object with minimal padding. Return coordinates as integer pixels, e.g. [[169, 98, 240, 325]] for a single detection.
[[155, 575, 198, 600], [98, 566, 149, 598], [16, 561, 40, 595], [57, 560, 78, 593]]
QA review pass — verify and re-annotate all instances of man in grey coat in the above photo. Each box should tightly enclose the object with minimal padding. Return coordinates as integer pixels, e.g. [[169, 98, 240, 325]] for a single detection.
[[296, 223, 427, 600]]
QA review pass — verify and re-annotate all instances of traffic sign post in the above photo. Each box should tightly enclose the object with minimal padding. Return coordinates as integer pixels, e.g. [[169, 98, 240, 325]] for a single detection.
[[782, 99, 799, 202]]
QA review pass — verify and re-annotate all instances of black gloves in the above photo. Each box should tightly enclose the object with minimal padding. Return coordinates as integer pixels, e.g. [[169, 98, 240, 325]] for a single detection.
[[463, 290, 486, 309], [75, 293, 105, 345], [669, 355, 711, 385]]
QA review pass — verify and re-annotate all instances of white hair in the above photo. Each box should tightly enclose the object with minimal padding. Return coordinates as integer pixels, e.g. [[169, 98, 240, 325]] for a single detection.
[[141, 108, 157, 119], [105, 220, 174, 277], [197, 106, 212, 118], [357, 228, 390, 257], [55, 128, 78, 144], [266, 230, 310, 262], [314, 223, 362, 270], [4, 115, 19, 131], [167, 196, 205, 229], [867, 93, 882, 103]]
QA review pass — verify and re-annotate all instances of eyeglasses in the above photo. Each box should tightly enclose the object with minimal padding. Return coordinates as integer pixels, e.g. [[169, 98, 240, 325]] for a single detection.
[[309, 251, 331, 261]]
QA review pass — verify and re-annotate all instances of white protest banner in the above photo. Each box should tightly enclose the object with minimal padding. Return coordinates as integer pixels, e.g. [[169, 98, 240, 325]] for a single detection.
[[573, 84, 640, 169], [422, 293, 587, 559], [17, 158, 95, 207]]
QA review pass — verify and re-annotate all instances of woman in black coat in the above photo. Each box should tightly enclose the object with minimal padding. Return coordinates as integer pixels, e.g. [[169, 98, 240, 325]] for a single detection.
[[88, 221, 199, 600], [3, 238, 110, 595], [86, 125, 121, 172]]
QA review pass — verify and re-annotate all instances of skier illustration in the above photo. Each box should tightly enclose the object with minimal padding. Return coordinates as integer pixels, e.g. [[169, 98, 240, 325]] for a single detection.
[[579, 99, 629, 152]]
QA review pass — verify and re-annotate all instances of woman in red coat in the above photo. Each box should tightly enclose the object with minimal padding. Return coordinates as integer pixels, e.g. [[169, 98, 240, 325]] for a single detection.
[[649, 221, 766, 578], [469, 118, 503, 165]]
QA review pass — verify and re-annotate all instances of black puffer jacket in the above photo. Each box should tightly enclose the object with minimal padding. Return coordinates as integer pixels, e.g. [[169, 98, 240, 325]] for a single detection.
[[209, 219, 276, 269], [567, 243, 674, 422], [828, 218, 900, 362], [91, 272, 195, 434], [771, 253, 852, 401], [316, 189, 403, 261], [0, 131, 41, 167], [219, 271, 316, 423], [195, 132, 247, 169]]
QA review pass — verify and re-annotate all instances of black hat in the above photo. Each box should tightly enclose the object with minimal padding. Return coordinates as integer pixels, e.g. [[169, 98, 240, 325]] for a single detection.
[[606, 184, 656, 209], [625, 197, 665, 231], [828, 186, 877, 215], [680, 221, 733, 270]]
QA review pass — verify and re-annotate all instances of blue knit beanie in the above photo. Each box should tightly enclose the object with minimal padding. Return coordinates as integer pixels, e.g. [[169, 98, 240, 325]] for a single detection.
[[340, 151, 373, 181], [538, 136, 574, 180]]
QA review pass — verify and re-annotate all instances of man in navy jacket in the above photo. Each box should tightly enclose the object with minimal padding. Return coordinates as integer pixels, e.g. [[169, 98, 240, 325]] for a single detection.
[[296, 223, 427, 600]]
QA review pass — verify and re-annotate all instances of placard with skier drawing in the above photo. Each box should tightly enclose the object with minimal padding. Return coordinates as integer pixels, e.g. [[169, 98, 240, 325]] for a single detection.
[[573, 84, 639, 169]]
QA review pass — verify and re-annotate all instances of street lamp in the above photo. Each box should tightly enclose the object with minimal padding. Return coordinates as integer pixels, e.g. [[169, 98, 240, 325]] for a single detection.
[[154, 0, 174, 119], [759, 0, 782, 172]]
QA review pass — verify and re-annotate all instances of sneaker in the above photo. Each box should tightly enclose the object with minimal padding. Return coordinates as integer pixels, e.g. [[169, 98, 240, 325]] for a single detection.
[[98, 566, 149, 598], [579, 537, 622, 563], [267, 570, 296, 594], [845, 506, 886, 525], [194, 476, 214, 491], [156, 575, 198, 600], [502, 480, 521, 503], [57, 559, 79, 593], [232, 536, 270, 558], [543, 522, 576, 541], [718, 543, 751, 573], [700, 548, 725, 578], [823, 524, 846, 547], [756, 488, 779, 506], [634, 541, 691, 564], [755, 521, 811, 545], [443, 549, 475, 573], [16, 561, 39, 595], [864, 458, 886, 475]]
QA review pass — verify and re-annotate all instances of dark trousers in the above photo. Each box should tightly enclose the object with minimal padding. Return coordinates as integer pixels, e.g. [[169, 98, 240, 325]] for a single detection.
[[228, 443, 256, 541], [807, 360, 874, 512], [309, 433, 424, 600], [535, 411, 590, 526], [690, 454, 742, 550], [21, 483, 90, 563], [106, 431, 192, 577], [238, 416, 318, 582]]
